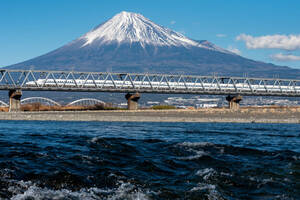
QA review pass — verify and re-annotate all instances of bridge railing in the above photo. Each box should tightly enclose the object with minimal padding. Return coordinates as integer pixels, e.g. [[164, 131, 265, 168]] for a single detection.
[[1, 69, 300, 96]]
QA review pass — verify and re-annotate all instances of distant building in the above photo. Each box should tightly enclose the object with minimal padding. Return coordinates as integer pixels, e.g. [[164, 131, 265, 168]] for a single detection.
[[196, 103, 218, 108]]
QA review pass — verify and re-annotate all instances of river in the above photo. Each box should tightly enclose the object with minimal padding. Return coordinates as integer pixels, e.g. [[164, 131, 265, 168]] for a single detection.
[[0, 121, 299, 199]]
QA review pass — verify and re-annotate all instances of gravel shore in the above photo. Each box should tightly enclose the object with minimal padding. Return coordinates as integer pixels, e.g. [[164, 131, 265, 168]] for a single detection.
[[0, 108, 299, 123]]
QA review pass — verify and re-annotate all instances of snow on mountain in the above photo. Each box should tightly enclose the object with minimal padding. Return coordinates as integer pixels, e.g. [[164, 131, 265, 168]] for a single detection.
[[79, 11, 228, 53], [197, 40, 230, 54]]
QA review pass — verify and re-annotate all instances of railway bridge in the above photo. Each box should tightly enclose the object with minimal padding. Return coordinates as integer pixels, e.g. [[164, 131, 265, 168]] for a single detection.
[[1, 69, 300, 111]]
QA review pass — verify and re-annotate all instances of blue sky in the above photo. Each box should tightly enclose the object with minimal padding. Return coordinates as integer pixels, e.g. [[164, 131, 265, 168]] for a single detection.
[[1, 0, 300, 68]]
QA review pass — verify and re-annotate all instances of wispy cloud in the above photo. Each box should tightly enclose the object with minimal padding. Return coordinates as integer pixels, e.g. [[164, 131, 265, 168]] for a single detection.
[[227, 46, 241, 55], [270, 53, 300, 61], [216, 34, 226, 38], [170, 20, 176, 25], [236, 34, 300, 50]]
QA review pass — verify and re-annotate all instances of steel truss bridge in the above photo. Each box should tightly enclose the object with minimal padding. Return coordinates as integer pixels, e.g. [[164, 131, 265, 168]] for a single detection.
[[1, 69, 300, 97]]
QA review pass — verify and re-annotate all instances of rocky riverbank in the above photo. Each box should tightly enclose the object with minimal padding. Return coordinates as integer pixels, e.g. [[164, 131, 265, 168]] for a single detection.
[[0, 107, 299, 123]]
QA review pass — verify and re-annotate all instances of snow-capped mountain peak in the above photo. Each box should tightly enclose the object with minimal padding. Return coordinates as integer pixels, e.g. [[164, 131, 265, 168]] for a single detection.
[[7, 12, 294, 79], [80, 11, 221, 50]]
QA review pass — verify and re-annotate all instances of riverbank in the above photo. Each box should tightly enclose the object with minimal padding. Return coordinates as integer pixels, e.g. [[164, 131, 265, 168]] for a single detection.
[[0, 107, 299, 123]]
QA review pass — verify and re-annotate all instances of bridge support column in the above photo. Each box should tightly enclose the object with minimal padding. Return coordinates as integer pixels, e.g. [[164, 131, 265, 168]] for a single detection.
[[226, 95, 242, 110], [9, 89, 22, 112], [125, 92, 140, 110]]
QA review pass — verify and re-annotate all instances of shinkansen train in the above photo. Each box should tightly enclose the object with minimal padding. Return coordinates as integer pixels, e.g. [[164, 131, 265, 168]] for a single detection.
[[25, 79, 300, 93]]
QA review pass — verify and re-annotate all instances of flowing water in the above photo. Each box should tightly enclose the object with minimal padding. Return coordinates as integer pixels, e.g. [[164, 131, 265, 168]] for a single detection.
[[0, 121, 299, 199]]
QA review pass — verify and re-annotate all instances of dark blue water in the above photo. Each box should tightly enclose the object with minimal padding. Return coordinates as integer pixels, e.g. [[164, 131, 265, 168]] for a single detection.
[[0, 121, 299, 199]]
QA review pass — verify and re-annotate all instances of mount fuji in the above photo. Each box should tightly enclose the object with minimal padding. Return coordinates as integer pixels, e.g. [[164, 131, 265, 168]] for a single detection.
[[6, 11, 300, 78]]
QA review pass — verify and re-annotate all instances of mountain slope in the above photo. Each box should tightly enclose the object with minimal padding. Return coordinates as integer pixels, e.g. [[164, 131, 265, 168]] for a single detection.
[[6, 11, 300, 78]]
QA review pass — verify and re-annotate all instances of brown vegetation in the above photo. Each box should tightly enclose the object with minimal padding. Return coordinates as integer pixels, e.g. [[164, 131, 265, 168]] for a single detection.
[[2, 102, 300, 113], [0, 107, 8, 112], [20, 103, 125, 112], [151, 105, 177, 110]]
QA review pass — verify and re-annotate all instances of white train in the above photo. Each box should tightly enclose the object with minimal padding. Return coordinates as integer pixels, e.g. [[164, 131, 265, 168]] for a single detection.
[[25, 79, 300, 93]]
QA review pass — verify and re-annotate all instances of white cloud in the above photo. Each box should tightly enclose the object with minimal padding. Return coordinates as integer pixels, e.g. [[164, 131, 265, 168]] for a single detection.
[[216, 34, 226, 38], [236, 34, 300, 50], [270, 53, 300, 61], [170, 20, 176, 25], [227, 46, 241, 55]]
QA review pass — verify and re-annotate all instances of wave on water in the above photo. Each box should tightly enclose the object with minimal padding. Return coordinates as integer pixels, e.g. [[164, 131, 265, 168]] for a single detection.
[[177, 141, 215, 147], [6, 179, 152, 200]]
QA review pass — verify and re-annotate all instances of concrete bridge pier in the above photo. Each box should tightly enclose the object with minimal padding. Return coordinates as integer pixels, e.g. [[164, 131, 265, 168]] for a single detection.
[[226, 95, 242, 110], [125, 92, 140, 110], [9, 89, 22, 112]]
